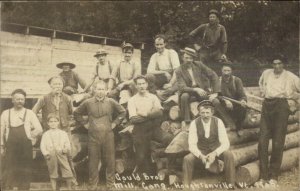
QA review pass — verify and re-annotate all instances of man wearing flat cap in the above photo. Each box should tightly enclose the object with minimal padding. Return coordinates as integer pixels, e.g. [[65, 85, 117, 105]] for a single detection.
[[255, 55, 300, 187], [189, 9, 227, 71], [83, 48, 113, 93], [57, 62, 86, 95], [183, 100, 235, 189], [175, 47, 234, 130], [108, 43, 141, 101], [219, 60, 247, 134]]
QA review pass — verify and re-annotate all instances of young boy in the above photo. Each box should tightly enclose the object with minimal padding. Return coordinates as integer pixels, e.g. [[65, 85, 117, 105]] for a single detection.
[[40, 113, 73, 191]]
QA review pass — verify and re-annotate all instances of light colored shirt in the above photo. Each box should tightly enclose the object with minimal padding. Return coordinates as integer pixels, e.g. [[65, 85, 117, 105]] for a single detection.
[[259, 69, 300, 99], [147, 49, 180, 73], [127, 92, 163, 118], [93, 60, 112, 80], [187, 68, 197, 86], [40, 128, 71, 156], [111, 60, 141, 83], [188, 117, 230, 157], [1, 108, 43, 146]]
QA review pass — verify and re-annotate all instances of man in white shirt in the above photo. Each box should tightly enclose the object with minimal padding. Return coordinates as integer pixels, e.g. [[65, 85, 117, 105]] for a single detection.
[[182, 100, 235, 188], [1, 89, 43, 190], [256, 56, 300, 187], [146, 34, 180, 100]]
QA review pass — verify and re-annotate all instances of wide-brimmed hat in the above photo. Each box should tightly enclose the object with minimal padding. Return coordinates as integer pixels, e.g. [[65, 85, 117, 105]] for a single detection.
[[197, 100, 214, 110], [94, 49, 108, 57], [56, 62, 76, 69], [180, 47, 198, 58], [208, 9, 220, 18]]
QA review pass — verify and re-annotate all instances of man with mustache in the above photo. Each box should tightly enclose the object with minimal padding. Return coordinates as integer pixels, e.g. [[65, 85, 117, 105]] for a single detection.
[[175, 47, 234, 130], [220, 60, 247, 135], [1, 89, 43, 190], [74, 80, 126, 190], [108, 43, 141, 101], [189, 9, 227, 71]]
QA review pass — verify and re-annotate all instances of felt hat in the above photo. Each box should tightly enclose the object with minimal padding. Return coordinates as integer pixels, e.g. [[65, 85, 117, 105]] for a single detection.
[[56, 62, 76, 69], [180, 47, 198, 58], [94, 48, 108, 57]]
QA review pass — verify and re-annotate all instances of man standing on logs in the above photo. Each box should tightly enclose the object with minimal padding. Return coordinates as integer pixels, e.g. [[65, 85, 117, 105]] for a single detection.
[[146, 34, 180, 100], [73, 80, 126, 190], [256, 56, 300, 187], [1, 89, 43, 190], [220, 60, 247, 135], [175, 47, 234, 130], [182, 100, 235, 189], [189, 9, 227, 72], [57, 62, 86, 95], [127, 75, 174, 180], [108, 43, 141, 100]]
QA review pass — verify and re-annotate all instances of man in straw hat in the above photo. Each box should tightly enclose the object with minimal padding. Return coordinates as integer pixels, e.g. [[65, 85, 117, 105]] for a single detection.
[[57, 62, 86, 95], [182, 100, 235, 189], [189, 9, 227, 71], [176, 47, 235, 130], [108, 43, 141, 101], [82, 48, 113, 93]]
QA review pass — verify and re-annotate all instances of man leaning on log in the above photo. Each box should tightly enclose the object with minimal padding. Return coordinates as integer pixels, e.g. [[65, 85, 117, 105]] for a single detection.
[[255, 55, 300, 188], [175, 47, 235, 130], [182, 100, 235, 189]]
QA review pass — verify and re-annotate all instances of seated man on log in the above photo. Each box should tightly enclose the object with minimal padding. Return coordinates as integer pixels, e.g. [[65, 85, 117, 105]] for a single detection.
[[175, 47, 234, 130], [108, 43, 141, 101], [255, 55, 300, 188], [183, 100, 235, 189], [57, 62, 86, 95], [127, 75, 174, 181], [146, 34, 180, 101], [219, 60, 247, 135]]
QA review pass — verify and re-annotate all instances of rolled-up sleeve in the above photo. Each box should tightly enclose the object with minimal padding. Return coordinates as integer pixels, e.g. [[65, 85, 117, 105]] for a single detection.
[[188, 120, 202, 157], [170, 50, 180, 70], [29, 110, 43, 137], [127, 98, 137, 118], [147, 54, 157, 74], [215, 119, 230, 156]]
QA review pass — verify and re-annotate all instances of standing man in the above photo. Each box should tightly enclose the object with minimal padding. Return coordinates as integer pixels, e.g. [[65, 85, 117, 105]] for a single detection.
[[220, 61, 247, 134], [73, 81, 126, 190], [57, 62, 86, 95], [146, 34, 180, 99], [182, 100, 235, 188], [33, 76, 73, 131], [175, 47, 234, 129], [108, 43, 141, 100], [83, 49, 113, 93], [127, 75, 174, 178], [189, 9, 227, 71], [1, 89, 43, 190], [256, 56, 300, 187]]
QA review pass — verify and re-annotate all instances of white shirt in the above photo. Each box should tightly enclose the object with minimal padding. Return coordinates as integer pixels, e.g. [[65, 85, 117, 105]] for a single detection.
[[1, 108, 43, 146], [188, 117, 230, 157], [147, 49, 180, 73], [40, 128, 71, 156], [259, 69, 300, 99], [187, 68, 197, 86]]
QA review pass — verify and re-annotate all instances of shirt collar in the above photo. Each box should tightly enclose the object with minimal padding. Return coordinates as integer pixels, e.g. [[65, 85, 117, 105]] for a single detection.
[[94, 96, 106, 102], [201, 118, 211, 126], [137, 91, 150, 98], [157, 49, 167, 56], [50, 92, 62, 97]]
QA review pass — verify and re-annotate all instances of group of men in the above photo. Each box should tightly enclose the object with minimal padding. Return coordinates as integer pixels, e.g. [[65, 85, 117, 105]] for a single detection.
[[1, 8, 299, 191]]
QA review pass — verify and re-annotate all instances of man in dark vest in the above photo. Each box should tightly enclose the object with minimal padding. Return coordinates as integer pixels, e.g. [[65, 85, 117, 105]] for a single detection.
[[182, 100, 235, 189], [57, 62, 86, 95], [189, 9, 227, 72], [220, 60, 247, 134]]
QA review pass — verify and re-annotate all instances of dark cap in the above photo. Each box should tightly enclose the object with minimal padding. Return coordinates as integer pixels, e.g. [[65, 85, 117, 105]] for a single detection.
[[208, 9, 220, 18], [56, 62, 76, 69], [197, 100, 214, 110], [11, 89, 26, 97], [272, 53, 287, 65]]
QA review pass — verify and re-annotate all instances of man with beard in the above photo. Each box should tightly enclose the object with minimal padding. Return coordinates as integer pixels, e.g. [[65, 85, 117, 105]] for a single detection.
[[127, 75, 174, 180], [220, 60, 247, 134], [57, 62, 86, 95], [175, 47, 235, 130], [74, 80, 126, 190], [108, 43, 141, 100], [189, 9, 227, 71], [255, 56, 300, 188], [1, 89, 43, 190], [146, 34, 180, 100]]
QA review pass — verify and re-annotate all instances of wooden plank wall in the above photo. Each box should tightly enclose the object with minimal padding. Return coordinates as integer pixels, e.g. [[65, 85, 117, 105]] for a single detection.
[[0, 31, 141, 98]]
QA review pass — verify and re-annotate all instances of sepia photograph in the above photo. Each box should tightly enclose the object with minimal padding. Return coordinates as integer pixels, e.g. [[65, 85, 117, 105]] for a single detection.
[[0, 1, 299, 191]]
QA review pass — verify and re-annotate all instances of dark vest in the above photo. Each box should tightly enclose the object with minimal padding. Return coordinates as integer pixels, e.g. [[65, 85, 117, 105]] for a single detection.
[[195, 117, 221, 155], [41, 93, 71, 130], [59, 71, 78, 90]]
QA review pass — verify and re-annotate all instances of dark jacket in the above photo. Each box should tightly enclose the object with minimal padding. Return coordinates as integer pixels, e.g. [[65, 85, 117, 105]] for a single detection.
[[175, 61, 221, 94]]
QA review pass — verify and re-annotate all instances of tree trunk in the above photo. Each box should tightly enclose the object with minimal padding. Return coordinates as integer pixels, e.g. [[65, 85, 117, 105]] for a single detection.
[[236, 147, 299, 185], [231, 131, 299, 167]]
